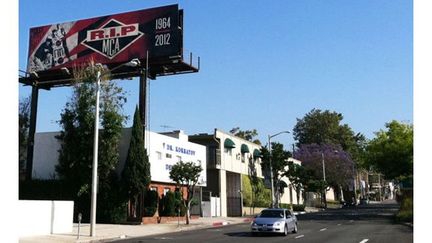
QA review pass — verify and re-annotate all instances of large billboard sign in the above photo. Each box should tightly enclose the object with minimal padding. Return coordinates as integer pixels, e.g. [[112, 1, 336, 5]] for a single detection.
[[26, 4, 182, 74]]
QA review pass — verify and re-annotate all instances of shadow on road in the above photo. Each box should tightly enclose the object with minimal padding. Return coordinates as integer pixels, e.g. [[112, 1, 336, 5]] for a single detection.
[[224, 232, 287, 238], [297, 203, 400, 222]]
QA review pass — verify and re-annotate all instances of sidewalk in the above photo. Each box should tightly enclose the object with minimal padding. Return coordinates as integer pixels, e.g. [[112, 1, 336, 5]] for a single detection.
[[19, 217, 251, 243]]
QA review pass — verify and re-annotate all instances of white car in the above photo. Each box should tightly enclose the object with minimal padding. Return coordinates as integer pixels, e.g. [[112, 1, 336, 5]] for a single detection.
[[251, 208, 298, 236]]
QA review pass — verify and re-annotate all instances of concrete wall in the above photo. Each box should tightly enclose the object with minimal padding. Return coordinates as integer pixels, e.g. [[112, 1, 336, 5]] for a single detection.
[[33, 132, 61, 179], [18, 200, 74, 237]]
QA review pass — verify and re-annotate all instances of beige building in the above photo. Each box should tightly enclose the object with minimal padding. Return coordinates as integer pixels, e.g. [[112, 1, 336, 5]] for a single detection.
[[190, 129, 264, 217], [190, 129, 303, 216]]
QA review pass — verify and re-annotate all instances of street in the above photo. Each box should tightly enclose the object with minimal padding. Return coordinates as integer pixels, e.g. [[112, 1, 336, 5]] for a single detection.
[[113, 201, 412, 243]]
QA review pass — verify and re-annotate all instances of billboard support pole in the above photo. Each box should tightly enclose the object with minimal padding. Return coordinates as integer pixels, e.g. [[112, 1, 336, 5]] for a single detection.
[[139, 51, 149, 134], [26, 84, 39, 180], [137, 52, 148, 219]]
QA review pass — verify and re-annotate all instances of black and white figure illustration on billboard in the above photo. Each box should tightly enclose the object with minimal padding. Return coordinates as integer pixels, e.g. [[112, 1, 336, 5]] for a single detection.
[[28, 23, 76, 72]]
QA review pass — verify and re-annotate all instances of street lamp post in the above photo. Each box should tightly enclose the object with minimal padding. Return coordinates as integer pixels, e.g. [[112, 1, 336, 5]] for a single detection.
[[268, 131, 290, 208], [321, 152, 327, 209], [90, 59, 140, 237]]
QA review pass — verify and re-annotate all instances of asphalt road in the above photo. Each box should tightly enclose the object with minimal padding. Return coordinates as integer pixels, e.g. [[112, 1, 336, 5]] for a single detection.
[[113, 201, 413, 243]]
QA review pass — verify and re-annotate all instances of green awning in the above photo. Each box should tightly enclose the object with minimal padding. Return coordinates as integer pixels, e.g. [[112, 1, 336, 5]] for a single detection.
[[224, 138, 236, 148], [278, 180, 288, 188], [253, 149, 261, 158], [241, 144, 250, 153]]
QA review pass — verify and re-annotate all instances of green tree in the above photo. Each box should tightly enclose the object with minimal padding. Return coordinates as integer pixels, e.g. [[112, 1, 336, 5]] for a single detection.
[[283, 162, 307, 205], [260, 143, 292, 207], [293, 109, 366, 198], [247, 155, 259, 211], [230, 127, 261, 145], [293, 109, 366, 157], [56, 63, 127, 222], [121, 106, 151, 218], [169, 161, 203, 224], [365, 121, 413, 181], [19, 95, 31, 178]]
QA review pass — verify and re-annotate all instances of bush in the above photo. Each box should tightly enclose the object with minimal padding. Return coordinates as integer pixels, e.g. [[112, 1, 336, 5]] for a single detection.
[[280, 203, 292, 209], [293, 204, 306, 211], [143, 207, 157, 217], [396, 196, 413, 223], [161, 191, 176, 216], [144, 189, 158, 208], [174, 191, 186, 216], [143, 189, 159, 217]]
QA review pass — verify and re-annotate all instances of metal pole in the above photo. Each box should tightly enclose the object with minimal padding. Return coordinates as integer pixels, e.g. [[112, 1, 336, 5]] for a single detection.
[[268, 135, 275, 208], [321, 152, 327, 208], [321, 152, 326, 181], [353, 164, 357, 205], [26, 85, 39, 180], [90, 70, 101, 237]]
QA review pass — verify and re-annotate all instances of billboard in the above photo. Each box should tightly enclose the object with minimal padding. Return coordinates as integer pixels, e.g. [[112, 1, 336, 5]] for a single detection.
[[26, 4, 182, 74]]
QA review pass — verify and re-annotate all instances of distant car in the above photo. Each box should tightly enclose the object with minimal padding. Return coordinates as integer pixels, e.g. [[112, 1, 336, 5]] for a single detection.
[[250, 208, 298, 236]]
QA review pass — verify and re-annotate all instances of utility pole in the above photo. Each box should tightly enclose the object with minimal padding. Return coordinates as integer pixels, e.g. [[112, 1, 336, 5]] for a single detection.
[[321, 152, 327, 209]]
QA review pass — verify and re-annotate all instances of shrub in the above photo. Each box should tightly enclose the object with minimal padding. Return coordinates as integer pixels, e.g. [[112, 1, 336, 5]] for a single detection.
[[174, 191, 186, 216], [143, 207, 157, 217], [280, 203, 292, 209], [143, 189, 159, 217], [144, 189, 158, 208], [396, 196, 413, 223], [161, 191, 176, 216], [293, 204, 306, 211]]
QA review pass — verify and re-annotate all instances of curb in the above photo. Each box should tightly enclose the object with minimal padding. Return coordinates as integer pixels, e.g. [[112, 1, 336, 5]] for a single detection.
[[212, 221, 229, 227], [243, 218, 253, 223]]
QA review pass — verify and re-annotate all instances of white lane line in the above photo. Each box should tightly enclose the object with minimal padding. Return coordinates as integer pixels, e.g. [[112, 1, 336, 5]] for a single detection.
[[319, 228, 327, 231], [337, 223, 342, 226], [295, 234, 305, 239], [359, 239, 369, 243]]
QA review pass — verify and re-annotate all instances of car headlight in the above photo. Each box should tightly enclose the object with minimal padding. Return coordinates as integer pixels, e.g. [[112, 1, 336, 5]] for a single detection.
[[274, 221, 284, 227]]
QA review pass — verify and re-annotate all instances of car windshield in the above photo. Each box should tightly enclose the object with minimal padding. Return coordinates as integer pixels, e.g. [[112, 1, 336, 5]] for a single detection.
[[259, 210, 284, 218]]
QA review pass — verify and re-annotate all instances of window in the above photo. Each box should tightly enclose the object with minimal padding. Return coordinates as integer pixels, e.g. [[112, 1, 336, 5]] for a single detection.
[[150, 186, 157, 191], [224, 148, 232, 156], [156, 151, 162, 160], [163, 188, 170, 195], [241, 153, 245, 163], [166, 153, 172, 159]]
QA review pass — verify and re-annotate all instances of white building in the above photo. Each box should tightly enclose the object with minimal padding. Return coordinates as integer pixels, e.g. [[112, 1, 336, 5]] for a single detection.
[[32, 129, 206, 213], [279, 158, 304, 206]]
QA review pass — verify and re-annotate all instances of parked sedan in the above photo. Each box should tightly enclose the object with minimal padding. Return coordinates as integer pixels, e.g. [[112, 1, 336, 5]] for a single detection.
[[250, 208, 298, 236]]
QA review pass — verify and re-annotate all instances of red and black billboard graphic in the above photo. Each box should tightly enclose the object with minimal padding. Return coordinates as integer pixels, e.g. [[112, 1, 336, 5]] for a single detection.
[[27, 4, 181, 73]]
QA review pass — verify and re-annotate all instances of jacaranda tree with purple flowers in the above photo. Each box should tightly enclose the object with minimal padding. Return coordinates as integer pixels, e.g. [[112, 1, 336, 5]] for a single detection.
[[294, 143, 355, 202]]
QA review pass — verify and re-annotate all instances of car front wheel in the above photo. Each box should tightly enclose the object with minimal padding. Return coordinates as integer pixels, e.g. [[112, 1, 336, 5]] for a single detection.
[[292, 223, 298, 233], [283, 224, 288, 236]]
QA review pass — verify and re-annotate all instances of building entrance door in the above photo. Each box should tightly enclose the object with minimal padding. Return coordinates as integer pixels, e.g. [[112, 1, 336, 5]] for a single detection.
[[226, 171, 241, 216]]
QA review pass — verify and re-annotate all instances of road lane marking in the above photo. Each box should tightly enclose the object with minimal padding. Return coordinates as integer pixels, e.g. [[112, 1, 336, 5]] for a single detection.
[[295, 235, 305, 239], [349, 220, 354, 223], [319, 228, 327, 231], [359, 239, 369, 243], [337, 223, 342, 226]]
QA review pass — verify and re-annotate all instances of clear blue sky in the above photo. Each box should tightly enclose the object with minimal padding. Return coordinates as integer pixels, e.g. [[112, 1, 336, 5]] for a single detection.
[[19, 0, 412, 149]]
